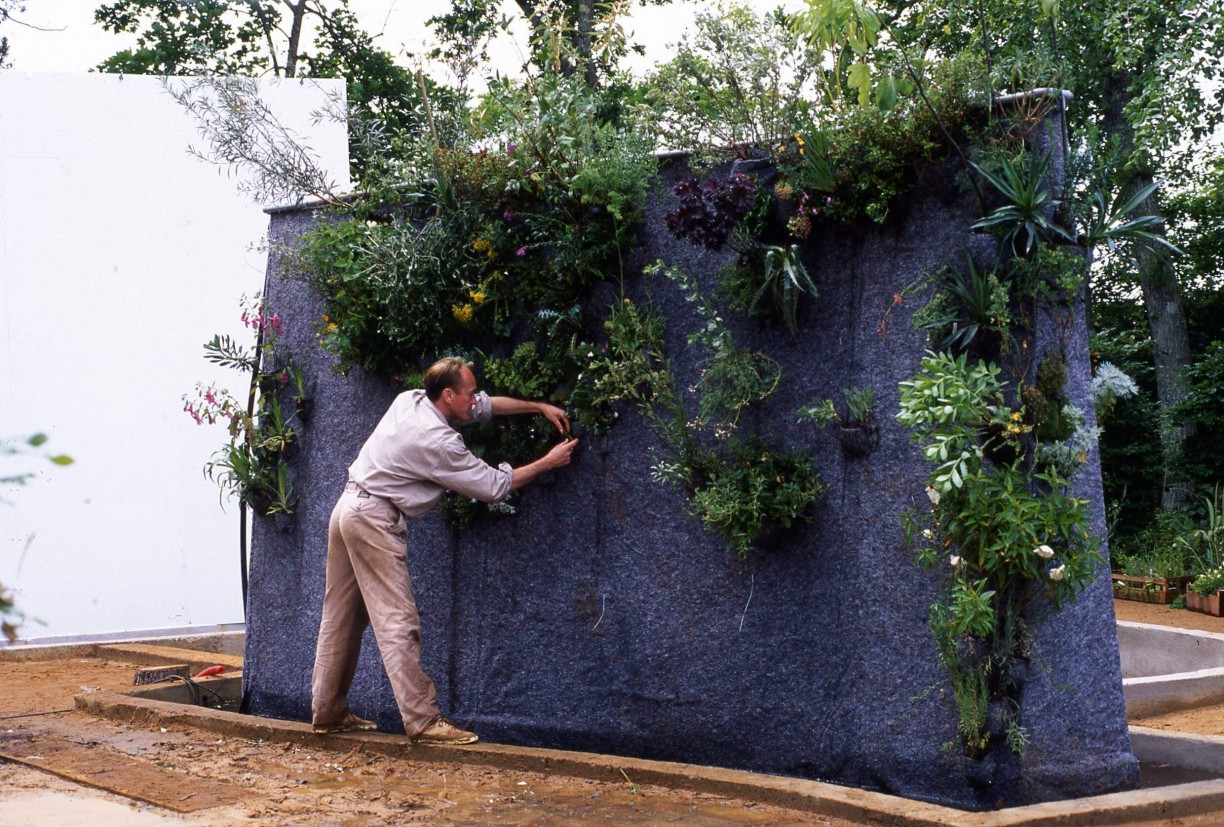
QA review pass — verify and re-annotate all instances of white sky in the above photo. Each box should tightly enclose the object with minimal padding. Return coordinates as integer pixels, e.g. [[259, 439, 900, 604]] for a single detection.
[[3, 1, 807, 79]]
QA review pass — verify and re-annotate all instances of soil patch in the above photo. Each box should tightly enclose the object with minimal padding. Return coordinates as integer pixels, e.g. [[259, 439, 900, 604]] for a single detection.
[[0, 655, 845, 826], [1114, 598, 1224, 634]]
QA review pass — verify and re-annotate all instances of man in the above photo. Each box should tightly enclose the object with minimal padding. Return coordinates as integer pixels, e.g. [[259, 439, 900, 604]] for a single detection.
[[310, 356, 578, 744]]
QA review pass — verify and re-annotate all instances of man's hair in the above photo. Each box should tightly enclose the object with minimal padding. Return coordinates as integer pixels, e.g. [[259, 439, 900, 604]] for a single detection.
[[423, 356, 473, 401]]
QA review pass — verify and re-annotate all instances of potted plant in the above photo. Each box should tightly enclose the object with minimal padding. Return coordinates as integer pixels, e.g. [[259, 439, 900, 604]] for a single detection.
[[1187, 566, 1224, 617], [799, 386, 878, 457]]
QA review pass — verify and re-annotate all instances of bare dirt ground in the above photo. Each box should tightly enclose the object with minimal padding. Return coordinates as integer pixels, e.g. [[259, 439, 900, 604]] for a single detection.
[[2, 601, 1221, 826], [0, 655, 848, 827]]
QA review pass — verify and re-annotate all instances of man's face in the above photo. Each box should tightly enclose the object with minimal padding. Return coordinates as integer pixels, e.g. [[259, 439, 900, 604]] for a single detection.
[[444, 367, 479, 423]]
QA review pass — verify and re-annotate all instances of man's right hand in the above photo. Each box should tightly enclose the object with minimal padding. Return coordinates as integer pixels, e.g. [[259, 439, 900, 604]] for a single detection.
[[510, 438, 579, 491], [545, 437, 579, 470]]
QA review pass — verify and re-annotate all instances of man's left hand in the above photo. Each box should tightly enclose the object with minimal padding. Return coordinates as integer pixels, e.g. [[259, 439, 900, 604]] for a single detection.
[[539, 403, 571, 434]]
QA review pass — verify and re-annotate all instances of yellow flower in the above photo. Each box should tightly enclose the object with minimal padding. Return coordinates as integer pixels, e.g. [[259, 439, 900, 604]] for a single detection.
[[452, 303, 474, 325], [470, 289, 486, 304], [472, 238, 492, 253]]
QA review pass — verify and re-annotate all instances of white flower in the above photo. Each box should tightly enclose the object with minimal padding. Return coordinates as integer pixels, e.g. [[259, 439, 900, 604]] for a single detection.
[[949, 555, 962, 567], [1049, 563, 1066, 581], [587, 351, 594, 358], [926, 486, 941, 506], [1034, 544, 1055, 559], [1092, 362, 1139, 404], [922, 528, 935, 541]]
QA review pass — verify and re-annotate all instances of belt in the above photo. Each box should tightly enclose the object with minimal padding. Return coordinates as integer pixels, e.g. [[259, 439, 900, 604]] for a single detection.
[[345, 480, 371, 499]]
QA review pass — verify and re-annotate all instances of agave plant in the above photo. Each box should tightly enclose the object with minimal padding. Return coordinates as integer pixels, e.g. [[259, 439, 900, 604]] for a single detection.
[[972, 153, 1073, 257], [920, 255, 1008, 356], [1075, 178, 1182, 258]]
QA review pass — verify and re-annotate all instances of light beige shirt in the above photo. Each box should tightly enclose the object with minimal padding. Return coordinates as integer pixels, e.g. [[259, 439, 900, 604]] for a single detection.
[[348, 390, 512, 517]]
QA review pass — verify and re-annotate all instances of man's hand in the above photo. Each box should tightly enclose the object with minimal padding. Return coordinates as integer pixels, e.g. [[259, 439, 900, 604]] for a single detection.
[[510, 437, 579, 490], [538, 402, 571, 434], [544, 437, 578, 469], [488, 397, 571, 434]]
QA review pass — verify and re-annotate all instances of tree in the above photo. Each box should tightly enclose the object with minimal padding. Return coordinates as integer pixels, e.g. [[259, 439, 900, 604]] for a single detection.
[[95, 0, 288, 76], [94, 0, 427, 179], [427, 0, 673, 87]]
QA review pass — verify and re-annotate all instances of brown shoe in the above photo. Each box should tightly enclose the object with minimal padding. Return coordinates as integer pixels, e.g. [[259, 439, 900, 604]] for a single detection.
[[411, 718, 478, 745], [312, 711, 378, 735]]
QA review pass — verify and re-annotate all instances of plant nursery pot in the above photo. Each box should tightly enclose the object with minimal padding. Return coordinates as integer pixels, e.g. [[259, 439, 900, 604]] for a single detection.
[[1111, 573, 1194, 605], [837, 425, 879, 457], [1186, 590, 1224, 617]]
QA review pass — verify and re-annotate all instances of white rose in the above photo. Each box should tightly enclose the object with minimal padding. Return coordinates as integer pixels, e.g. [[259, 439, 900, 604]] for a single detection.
[[922, 529, 935, 541], [1034, 544, 1055, 559], [926, 486, 941, 506], [1049, 563, 1066, 581], [949, 555, 962, 567]]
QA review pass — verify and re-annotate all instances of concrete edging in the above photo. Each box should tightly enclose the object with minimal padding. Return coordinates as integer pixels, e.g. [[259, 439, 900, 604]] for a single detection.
[[1119, 621, 1224, 717], [1131, 726, 1224, 776], [75, 676, 1224, 827]]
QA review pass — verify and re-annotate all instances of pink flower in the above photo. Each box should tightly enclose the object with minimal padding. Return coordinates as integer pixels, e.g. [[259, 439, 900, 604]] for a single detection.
[[503, 210, 515, 223], [516, 247, 527, 257]]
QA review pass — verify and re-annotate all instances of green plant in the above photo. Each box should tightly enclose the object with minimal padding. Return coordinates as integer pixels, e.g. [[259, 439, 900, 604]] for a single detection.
[[740, 243, 819, 335], [1172, 486, 1224, 575], [916, 256, 1009, 356], [298, 72, 657, 384], [899, 351, 1101, 756], [1074, 178, 1182, 258], [1091, 362, 1139, 421], [775, 53, 989, 225], [1117, 545, 1192, 580], [652, 261, 781, 432], [570, 297, 674, 437], [799, 385, 875, 427], [685, 439, 823, 558], [1190, 565, 1224, 598], [972, 152, 1074, 257], [571, 264, 821, 558], [646, 4, 821, 167], [186, 296, 304, 517]]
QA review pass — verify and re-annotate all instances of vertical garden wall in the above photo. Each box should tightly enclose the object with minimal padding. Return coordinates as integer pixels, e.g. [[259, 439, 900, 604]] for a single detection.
[[242, 105, 1137, 809]]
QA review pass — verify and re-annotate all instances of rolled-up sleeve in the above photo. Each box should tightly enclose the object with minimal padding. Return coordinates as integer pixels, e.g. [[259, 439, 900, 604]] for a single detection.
[[471, 391, 495, 423], [428, 431, 513, 504]]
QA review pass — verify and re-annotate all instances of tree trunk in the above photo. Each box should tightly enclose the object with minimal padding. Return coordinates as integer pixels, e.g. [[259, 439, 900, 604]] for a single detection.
[[1100, 70, 1196, 511], [576, 0, 597, 88], [1135, 226, 1197, 510], [282, 0, 309, 78]]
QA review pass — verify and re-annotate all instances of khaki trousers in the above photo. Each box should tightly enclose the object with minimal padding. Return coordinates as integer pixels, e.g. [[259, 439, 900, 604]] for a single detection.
[[311, 488, 439, 735]]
